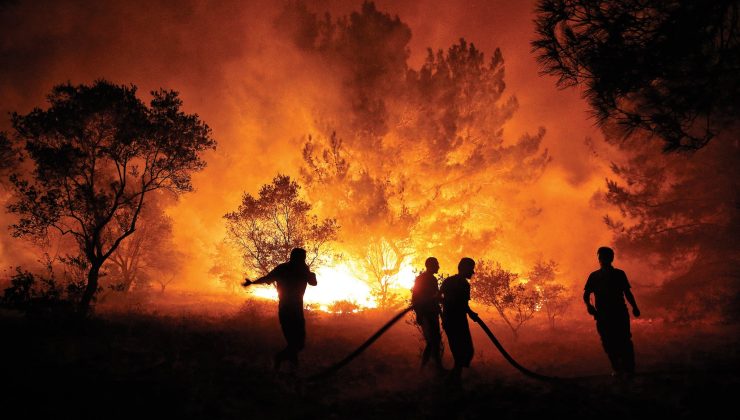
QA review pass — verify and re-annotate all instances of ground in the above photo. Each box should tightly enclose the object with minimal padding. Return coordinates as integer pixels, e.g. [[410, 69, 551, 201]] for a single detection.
[[1, 295, 738, 419]]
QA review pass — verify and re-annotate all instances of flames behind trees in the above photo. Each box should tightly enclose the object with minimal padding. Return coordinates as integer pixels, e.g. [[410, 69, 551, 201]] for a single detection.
[[0, 0, 736, 323], [223, 174, 338, 277], [286, 3, 552, 308]]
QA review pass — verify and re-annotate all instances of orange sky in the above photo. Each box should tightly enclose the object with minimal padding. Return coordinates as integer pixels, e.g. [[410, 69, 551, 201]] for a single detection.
[[0, 1, 624, 297]]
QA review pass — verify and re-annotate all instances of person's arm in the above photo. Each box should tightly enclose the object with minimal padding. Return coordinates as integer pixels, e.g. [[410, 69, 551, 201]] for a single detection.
[[622, 271, 640, 317], [307, 271, 317, 286], [583, 281, 597, 316], [625, 289, 640, 317], [242, 269, 277, 287], [464, 282, 479, 320], [467, 306, 480, 321]]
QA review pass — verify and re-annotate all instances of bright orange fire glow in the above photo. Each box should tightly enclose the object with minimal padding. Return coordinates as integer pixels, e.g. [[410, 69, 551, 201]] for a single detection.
[[246, 259, 419, 312], [0, 0, 627, 312]]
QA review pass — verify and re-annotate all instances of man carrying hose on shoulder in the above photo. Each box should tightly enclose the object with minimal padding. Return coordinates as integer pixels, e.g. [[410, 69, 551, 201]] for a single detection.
[[440, 257, 479, 384]]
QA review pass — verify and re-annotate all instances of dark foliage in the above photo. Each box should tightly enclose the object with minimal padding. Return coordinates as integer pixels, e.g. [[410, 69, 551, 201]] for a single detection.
[[533, 0, 740, 151], [224, 174, 338, 277], [6, 80, 216, 314]]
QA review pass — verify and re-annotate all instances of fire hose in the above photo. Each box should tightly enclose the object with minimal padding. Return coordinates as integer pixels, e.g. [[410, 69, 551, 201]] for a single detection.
[[471, 314, 559, 382], [308, 306, 414, 381], [308, 305, 559, 382]]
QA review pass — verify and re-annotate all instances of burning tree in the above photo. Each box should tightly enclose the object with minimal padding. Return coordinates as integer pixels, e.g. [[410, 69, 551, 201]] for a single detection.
[[6, 80, 216, 315], [291, 3, 550, 278], [472, 260, 540, 340], [528, 259, 570, 329], [223, 174, 338, 277], [363, 238, 409, 309], [532, 0, 740, 151], [302, 132, 417, 308]]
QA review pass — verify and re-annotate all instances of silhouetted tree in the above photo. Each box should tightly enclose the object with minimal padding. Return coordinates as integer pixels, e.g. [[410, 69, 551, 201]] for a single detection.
[[528, 259, 569, 329], [7, 80, 216, 315], [603, 135, 739, 322], [0, 132, 16, 176], [154, 274, 175, 294], [223, 174, 338, 277], [302, 132, 417, 308], [533, 0, 740, 151], [472, 260, 540, 339]]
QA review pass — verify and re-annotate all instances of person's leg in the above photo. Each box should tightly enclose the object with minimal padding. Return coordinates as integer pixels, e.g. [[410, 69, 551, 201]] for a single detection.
[[597, 317, 621, 373], [420, 314, 438, 368], [444, 317, 469, 384], [429, 316, 444, 370], [277, 304, 304, 371], [285, 307, 305, 369], [421, 344, 431, 367], [443, 322, 460, 383], [276, 307, 291, 371], [619, 313, 635, 374]]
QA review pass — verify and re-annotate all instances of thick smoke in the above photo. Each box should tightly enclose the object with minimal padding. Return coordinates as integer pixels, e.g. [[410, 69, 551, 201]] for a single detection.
[[3, 0, 728, 319]]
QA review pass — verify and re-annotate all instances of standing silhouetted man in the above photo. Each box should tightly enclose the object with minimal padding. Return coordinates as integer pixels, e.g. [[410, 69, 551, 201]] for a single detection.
[[412, 257, 445, 372], [584, 246, 640, 376], [440, 257, 479, 383], [243, 248, 317, 371]]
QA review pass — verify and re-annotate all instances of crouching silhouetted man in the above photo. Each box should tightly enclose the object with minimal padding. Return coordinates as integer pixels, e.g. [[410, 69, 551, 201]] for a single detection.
[[440, 257, 479, 383], [584, 247, 640, 377], [243, 247, 317, 372], [412, 257, 445, 372]]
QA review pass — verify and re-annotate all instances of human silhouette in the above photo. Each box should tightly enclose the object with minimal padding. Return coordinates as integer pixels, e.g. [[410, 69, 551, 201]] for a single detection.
[[411, 257, 445, 373], [583, 247, 640, 377], [440, 257, 479, 383], [243, 247, 317, 372]]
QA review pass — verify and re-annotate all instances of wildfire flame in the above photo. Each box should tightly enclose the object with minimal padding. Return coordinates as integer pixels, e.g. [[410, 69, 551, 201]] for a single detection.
[[246, 259, 419, 312]]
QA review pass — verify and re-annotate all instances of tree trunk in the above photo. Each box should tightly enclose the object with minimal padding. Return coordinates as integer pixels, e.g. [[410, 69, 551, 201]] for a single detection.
[[78, 262, 102, 316], [494, 305, 518, 339]]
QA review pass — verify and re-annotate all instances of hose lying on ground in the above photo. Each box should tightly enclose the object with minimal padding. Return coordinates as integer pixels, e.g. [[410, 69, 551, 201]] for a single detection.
[[308, 305, 558, 383], [307, 306, 414, 382], [472, 316, 559, 382]]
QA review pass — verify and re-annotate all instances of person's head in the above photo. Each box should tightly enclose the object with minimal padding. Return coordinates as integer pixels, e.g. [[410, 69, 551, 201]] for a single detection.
[[424, 257, 440, 274], [457, 257, 475, 279], [597, 246, 614, 267], [290, 247, 307, 264]]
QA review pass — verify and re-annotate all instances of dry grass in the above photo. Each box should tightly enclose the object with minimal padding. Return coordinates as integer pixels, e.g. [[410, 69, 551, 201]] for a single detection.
[[0, 295, 737, 419]]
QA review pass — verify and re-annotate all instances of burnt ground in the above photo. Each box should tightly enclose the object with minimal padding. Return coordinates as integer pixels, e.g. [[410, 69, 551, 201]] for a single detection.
[[1, 301, 738, 419]]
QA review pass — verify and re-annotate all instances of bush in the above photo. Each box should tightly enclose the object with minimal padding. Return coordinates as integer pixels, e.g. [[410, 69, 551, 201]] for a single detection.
[[2, 267, 76, 315]]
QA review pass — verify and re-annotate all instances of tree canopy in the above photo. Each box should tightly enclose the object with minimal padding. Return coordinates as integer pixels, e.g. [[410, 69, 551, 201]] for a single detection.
[[533, 0, 740, 151], [7, 80, 216, 313], [223, 174, 338, 277]]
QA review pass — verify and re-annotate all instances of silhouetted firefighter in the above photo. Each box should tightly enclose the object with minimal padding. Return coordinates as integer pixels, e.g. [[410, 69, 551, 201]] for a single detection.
[[584, 247, 641, 377], [412, 257, 445, 372], [243, 248, 317, 372], [440, 257, 480, 383]]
